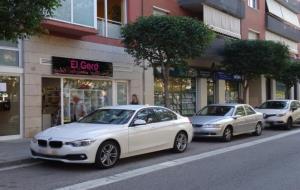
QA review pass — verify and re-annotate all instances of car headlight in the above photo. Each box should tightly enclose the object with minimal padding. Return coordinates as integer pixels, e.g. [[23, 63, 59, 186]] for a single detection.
[[65, 139, 95, 147], [31, 136, 38, 144], [276, 113, 287, 117], [203, 124, 222, 128]]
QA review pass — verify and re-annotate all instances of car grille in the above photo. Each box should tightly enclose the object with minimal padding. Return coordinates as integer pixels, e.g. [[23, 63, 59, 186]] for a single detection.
[[193, 124, 203, 128], [38, 140, 47, 147], [49, 141, 63, 148], [264, 114, 276, 119]]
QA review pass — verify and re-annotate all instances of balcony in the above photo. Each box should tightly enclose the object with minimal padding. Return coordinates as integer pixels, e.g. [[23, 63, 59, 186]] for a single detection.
[[97, 17, 122, 39], [266, 14, 300, 43], [178, 0, 245, 19]]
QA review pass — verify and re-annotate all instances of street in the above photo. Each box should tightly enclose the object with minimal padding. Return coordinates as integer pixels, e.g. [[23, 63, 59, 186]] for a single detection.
[[1, 128, 300, 190]]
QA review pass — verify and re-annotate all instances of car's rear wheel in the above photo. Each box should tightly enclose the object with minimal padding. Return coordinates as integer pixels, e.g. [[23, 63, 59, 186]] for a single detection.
[[95, 141, 120, 169], [173, 131, 188, 153], [286, 118, 293, 130], [253, 122, 263, 136], [222, 127, 232, 142]]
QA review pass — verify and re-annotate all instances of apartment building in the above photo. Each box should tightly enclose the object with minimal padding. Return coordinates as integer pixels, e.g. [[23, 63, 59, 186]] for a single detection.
[[0, 0, 299, 140]]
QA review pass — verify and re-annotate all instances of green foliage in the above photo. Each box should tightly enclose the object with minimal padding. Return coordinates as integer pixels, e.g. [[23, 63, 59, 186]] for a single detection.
[[121, 16, 215, 67], [0, 0, 61, 41], [275, 61, 300, 89], [222, 40, 290, 81]]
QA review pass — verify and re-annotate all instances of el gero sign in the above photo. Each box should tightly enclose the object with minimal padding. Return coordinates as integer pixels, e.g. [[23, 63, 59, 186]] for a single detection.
[[52, 57, 113, 77]]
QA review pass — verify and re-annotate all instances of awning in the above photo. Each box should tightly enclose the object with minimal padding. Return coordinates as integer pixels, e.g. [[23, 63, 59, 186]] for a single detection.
[[203, 5, 241, 39], [266, 0, 300, 27]]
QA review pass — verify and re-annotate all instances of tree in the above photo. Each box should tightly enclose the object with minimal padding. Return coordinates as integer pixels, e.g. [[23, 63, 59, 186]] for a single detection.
[[0, 0, 61, 41], [121, 16, 215, 107], [222, 40, 290, 103], [274, 60, 300, 99]]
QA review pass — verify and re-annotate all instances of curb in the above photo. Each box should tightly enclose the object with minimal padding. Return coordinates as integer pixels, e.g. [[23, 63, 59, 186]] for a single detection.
[[0, 158, 37, 168]]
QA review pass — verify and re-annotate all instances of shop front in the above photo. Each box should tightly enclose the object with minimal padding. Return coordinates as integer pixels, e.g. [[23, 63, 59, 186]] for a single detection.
[[215, 72, 241, 103], [41, 57, 129, 130]]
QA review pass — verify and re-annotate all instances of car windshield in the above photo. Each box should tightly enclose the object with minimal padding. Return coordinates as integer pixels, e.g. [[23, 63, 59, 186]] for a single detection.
[[258, 101, 288, 109], [197, 106, 235, 116], [78, 109, 135, 125]]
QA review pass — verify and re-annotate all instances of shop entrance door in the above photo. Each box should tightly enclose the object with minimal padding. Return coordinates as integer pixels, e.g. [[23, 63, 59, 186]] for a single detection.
[[42, 78, 61, 130]]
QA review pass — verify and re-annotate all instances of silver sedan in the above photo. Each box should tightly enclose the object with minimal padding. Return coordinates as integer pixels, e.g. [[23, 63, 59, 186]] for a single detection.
[[192, 104, 263, 142]]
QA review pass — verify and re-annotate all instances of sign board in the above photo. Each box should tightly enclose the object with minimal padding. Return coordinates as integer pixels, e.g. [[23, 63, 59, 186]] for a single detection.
[[52, 57, 113, 77], [215, 72, 241, 81], [0, 83, 7, 92]]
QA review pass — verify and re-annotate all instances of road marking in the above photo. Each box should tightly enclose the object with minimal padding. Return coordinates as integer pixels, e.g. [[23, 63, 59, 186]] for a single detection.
[[0, 162, 41, 172], [55, 129, 300, 190]]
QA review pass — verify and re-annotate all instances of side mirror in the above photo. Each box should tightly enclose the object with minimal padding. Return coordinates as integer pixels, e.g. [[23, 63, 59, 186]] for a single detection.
[[133, 119, 147, 126], [291, 107, 297, 112], [232, 115, 242, 119]]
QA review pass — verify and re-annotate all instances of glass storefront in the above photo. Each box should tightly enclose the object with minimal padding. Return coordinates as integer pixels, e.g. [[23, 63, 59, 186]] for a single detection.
[[276, 82, 286, 99], [0, 76, 20, 136], [63, 78, 113, 122], [154, 77, 196, 116], [225, 81, 240, 103]]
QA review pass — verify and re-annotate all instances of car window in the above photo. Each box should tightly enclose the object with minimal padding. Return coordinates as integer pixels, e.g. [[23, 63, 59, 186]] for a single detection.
[[244, 106, 256, 115], [290, 101, 297, 109], [296, 101, 300, 108], [235, 106, 246, 116], [134, 109, 159, 124], [197, 106, 234, 116], [258, 101, 288, 109], [153, 108, 177, 122]]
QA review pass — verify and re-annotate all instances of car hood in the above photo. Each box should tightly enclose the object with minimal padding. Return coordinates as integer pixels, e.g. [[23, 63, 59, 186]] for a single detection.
[[191, 116, 233, 125], [255, 109, 287, 115], [36, 122, 125, 141]]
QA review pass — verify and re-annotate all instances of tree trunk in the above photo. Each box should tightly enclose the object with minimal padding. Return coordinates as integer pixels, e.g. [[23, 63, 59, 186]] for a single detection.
[[242, 80, 249, 104], [161, 63, 170, 108]]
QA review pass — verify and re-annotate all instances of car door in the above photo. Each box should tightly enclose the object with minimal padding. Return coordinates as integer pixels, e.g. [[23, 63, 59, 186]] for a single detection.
[[291, 101, 300, 122], [233, 106, 248, 134], [152, 108, 178, 146], [244, 105, 258, 131], [129, 108, 159, 153]]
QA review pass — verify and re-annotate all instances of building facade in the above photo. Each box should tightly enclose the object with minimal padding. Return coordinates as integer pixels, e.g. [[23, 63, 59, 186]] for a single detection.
[[0, 0, 300, 140]]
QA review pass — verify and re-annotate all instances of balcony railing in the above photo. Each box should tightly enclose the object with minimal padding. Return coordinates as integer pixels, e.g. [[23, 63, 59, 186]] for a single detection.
[[178, 0, 245, 19], [97, 17, 122, 39], [266, 14, 300, 43]]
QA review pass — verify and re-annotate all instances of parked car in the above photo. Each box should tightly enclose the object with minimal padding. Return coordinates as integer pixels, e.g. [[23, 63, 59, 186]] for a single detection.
[[30, 105, 193, 168], [191, 104, 263, 142], [255, 100, 300, 129]]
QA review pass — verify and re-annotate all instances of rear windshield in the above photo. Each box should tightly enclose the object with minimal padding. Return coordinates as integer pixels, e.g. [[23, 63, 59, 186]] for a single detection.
[[197, 106, 234, 116], [258, 101, 288, 109]]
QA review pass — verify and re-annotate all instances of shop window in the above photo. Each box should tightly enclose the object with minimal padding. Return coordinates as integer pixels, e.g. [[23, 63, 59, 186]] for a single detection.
[[0, 76, 20, 136], [63, 79, 113, 123], [225, 81, 240, 103], [0, 40, 19, 67], [117, 82, 128, 105], [97, 0, 126, 39], [276, 81, 286, 99], [53, 0, 95, 27]]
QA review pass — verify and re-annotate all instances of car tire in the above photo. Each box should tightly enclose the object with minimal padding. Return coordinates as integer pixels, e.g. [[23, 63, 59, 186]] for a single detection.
[[95, 141, 120, 169], [173, 131, 188, 153], [222, 127, 232, 142], [286, 118, 293, 130], [253, 122, 263, 136]]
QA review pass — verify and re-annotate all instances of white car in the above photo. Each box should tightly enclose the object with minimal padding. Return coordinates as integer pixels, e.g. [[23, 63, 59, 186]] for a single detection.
[[30, 105, 193, 168], [255, 100, 300, 129]]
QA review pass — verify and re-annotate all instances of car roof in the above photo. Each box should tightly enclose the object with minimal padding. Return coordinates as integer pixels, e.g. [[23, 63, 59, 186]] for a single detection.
[[265, 100, 295, 102], [99, 105, 170, 111], [208, 103, 249, 107]]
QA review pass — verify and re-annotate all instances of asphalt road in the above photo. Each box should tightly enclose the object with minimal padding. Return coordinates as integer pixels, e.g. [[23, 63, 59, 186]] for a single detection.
[[0, 127, 300, 190]]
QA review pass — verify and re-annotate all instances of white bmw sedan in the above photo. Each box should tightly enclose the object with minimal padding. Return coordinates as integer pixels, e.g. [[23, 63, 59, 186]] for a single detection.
[[30, 105, 193, 168]]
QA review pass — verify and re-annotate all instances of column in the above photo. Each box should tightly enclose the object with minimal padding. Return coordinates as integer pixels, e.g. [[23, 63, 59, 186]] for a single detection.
[[197, 78, 207, 111], [216, 80, 226, 104]]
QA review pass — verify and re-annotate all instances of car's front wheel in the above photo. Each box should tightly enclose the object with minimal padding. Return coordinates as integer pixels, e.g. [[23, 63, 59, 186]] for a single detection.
[[173, 131, 188, 153], [253, 122, 263, 136], [95, 141, 120, 169], [222, 127, 232, 142], [286, 117, 293, 130]]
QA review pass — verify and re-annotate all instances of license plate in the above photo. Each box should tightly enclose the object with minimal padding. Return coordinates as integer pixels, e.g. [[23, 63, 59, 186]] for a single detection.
[[38, 148, 57, 155]]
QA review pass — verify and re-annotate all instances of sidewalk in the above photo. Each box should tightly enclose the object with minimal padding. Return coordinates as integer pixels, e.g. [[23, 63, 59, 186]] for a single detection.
[[0, 138, 34, 168]]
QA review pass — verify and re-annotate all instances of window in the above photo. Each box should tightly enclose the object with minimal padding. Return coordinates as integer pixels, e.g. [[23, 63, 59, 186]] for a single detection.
[[235, 106, 246, 116], [0, 41, 19, 67], [153, 108, 177, 122], [117, 82, 128, 105], [248, 31, 259, 40], [244, 106, 256, 115], [153, 7, 169, 16], [97, 0, 126, 39], [134, 109, 159, 124], [53, 0, 95, 27], [248, 0, 258, 9]]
